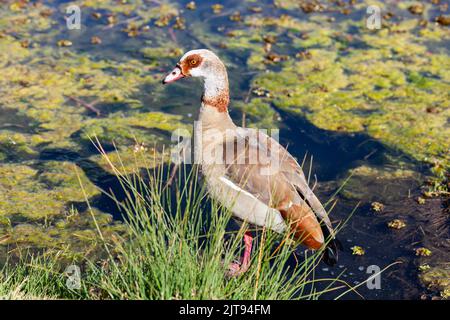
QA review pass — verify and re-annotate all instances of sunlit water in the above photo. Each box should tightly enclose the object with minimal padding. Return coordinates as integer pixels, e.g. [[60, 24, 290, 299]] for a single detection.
[[0, 0, 449, 299]]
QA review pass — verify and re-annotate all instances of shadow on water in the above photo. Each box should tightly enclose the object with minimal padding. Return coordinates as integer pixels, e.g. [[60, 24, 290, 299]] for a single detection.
[[38, 107, 403, 218], [276, 107, 420, 181], [272, 111, 426, 299], [39, 147, 142, 220], [39, 147, 204, 223]]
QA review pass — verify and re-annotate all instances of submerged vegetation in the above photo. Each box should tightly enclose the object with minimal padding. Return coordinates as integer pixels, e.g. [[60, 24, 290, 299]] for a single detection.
[[227, 2, 449, 184], [0, 151, 355, 300], [0, 0, 449, 299]]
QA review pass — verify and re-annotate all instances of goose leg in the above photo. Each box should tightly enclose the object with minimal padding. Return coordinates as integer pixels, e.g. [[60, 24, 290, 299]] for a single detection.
[[227, 232, 253, 277]]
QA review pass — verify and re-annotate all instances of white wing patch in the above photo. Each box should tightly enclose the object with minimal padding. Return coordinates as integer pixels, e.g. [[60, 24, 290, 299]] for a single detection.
[[206, 175, 287, 233]]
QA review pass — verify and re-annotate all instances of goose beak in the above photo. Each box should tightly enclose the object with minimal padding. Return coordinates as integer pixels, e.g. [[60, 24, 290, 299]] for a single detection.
[[162, 65, 185, 84]]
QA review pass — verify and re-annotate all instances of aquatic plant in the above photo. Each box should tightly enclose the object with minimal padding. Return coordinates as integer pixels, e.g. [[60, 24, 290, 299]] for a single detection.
[[0, 0, 448, 299], [0, 148, 358, 300]]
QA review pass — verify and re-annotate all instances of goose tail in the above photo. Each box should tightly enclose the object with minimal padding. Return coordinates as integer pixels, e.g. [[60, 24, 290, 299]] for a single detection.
[[320, 224, 343, 267]]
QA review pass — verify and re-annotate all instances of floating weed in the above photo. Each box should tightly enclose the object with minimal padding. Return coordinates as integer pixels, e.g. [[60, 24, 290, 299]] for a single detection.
[[370, 202, 384, 213], [211, 4, 224, 14], [90, 36, 102, 45], [0, 146, 363, 300], [186, 2, 196, 11], [351, 246, 365, 256], [0, 0, 449, 299], [419, 266, 450, 299], [387, 219, 407, 230], [408, 4, 425, 15], [415, 247, 432, 257], [441, 289, 450, 299], [416, 197, 426, 205], [436, 15, 450, 26], [0, 162, 99, 221], [56, 39, 72, 47], [339, 165, 419, 202], [79, 111, 186, 147], [419, 264, 430, 272]]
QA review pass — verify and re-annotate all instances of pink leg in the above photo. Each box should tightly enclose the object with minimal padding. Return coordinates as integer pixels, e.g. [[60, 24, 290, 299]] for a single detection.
[[227, 232, 253, 277], [241, 232, 253, 269]]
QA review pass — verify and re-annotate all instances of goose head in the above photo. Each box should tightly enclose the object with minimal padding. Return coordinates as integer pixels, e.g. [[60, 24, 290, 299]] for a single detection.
[[162, 49, 227, 84], [162, 49, 230, 112]]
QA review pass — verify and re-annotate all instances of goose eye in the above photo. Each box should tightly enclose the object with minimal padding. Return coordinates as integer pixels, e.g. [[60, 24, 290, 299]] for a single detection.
[[190, 59, 198, 66]]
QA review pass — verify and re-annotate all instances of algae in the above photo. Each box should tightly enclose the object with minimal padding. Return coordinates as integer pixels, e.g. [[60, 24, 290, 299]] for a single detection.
[[420, 266, 450, 299], [210, 0, 450, 182], [340, 165, 419, 202], [0, 0, 449, 297], [351, 245, 365, 256], [0, 0, 186, 262], [0, 162, 98, 221]]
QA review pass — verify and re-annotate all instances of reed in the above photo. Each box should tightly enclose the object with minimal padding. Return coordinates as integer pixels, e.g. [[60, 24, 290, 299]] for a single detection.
[[0, 144, 356, 300]]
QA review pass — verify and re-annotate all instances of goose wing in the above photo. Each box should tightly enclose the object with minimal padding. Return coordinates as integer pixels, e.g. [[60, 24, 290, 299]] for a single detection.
[[222, 128, 334, 233]]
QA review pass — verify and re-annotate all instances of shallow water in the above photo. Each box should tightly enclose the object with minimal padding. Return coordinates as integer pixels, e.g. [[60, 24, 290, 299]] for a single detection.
[[0, 0, 449, 299]]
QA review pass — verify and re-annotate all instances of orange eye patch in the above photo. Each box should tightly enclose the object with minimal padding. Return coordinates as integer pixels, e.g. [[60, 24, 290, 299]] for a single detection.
[[181, 53, 203, 75]]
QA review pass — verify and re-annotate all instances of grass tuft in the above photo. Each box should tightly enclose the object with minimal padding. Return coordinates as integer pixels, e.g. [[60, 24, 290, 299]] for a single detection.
[[1, 143, 357, 300]]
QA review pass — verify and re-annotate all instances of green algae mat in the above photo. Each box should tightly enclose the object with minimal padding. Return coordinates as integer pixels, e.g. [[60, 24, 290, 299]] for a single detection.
[[0, 0, 449, 299]]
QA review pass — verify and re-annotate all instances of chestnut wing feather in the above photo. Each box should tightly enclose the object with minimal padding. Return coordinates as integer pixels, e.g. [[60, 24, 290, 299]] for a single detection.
[[222, 128, 334, 237]]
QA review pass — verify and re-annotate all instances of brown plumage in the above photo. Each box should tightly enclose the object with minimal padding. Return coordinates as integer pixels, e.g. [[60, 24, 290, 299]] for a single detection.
[[201, 91, 229, 113], [221, 129, 326, 248], [163, 49, 340, 274]]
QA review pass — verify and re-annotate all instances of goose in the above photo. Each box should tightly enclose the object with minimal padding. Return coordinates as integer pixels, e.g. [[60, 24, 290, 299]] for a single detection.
[[163, 49, 341, 276]]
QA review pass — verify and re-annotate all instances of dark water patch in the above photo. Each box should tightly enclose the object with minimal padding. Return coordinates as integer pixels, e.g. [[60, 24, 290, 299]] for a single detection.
[[1, 0, 448, 299], [276, 107, 419, 181], [0, 108, 38, 134], [7, 214, 34, 226], [152, 78, 204, 113], [39, 148, 81, 162], [37, 148, 125, 219], [74, 158, 126, 219], [312, 194, 422, 299], [267, 109, 431, 298]]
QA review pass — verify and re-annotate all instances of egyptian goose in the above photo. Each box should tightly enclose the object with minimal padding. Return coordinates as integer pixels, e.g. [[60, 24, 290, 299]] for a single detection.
[[163, 49, 340, 275]]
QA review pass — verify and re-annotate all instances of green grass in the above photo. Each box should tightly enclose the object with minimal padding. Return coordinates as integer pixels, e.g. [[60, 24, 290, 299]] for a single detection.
[[0, 145, 357, 300]]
